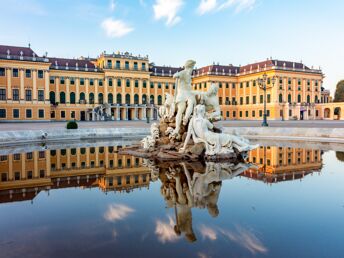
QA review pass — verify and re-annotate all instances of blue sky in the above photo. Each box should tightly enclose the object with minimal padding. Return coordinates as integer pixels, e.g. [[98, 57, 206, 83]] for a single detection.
[[0, 0, 343, 94]]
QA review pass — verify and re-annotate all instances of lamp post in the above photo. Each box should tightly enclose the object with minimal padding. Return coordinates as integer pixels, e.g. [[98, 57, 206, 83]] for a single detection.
[[256, 73, 276, 127]]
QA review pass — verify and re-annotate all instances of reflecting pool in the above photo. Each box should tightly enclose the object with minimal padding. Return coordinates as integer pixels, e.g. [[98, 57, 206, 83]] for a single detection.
[[0, 141, 344, 258]]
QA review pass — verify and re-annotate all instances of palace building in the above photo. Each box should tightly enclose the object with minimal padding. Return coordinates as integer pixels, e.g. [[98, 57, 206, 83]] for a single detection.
[[0, 44, 342, 122]]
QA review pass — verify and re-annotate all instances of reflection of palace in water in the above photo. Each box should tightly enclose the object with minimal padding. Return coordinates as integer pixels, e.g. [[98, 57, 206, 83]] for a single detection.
[[244, 146, 322, 183], [0, 146, 150, 203], [0, 145, 323, 204]]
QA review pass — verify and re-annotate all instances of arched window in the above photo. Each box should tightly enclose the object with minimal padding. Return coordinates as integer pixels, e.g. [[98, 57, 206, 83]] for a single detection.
[[116, 93, 122, 104], [98, 93, 103, 104], [142, 94, 147, 104], [49, 91, 55, 104], [134, 94, 139, 104], [108, 93, 113, 104], [288, 94, 292, 103], [279, 94, 283, 103], [70, 92, 75, 104], [158, 95, 162, 105], [89, 93, 94, 104], [150, 95, 154, 104], [126, 79, 130, 87], [307, 95, 310, 103], [315, 95, 319, 103], [60, 92, 66, 104], [79, 92, 85, 103], [297, 94, 301, 103], [125, 94, 130, 104]]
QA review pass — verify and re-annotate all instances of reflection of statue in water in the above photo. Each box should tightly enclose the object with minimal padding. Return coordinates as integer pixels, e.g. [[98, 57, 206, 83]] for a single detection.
[[146, 160, 254, 243], [180, 105, 258, 155]]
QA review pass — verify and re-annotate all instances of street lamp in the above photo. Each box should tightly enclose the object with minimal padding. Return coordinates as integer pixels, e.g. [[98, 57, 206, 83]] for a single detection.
[[256, 73, 277, 127]]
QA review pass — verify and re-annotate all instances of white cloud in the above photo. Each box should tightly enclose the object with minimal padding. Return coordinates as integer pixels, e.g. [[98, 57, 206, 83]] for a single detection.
[[219, 0, 256, 13], [155, 215, 180, 243], [153, 0, 184, 26], [219, 225, 268, 254], [110, 0, 116, 11], [104, 203, 135, 222], [199, 224, 217, 241], [101, 18, 134, 38], [197, 0, 217, 15]]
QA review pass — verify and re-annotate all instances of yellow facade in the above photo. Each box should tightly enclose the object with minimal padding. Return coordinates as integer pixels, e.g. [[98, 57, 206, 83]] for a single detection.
[[0, 45, 342, 121]]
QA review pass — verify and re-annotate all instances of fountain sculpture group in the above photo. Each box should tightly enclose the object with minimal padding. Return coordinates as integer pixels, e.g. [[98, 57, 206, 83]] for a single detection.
[[122, 60, 258, 161]]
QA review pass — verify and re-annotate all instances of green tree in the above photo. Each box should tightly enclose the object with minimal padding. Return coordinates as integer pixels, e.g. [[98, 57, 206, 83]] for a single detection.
[[334, 80, 344, 102]]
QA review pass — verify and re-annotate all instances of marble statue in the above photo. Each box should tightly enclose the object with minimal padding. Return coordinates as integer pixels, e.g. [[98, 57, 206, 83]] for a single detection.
[[135, 59, 258, 159], [141, 123, 159, 149], [158, 93, 174, 119], [180, 105, 258, 155], [170, 60, 197, 138], [200, 83, 222, 122]]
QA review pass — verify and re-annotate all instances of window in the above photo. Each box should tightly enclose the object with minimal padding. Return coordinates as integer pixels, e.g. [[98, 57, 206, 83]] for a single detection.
[[245, 111, 249, 117], [240, 82, 243, 88], [279, 94, 283, 103], [27, 152, 33, 159], [61, 110, 65, 118], [90, 79, 94, 86], [240, 97, 243, 105], [134, 62, 138, 70], [38, 70, 44, 79], [126, 79, 130, 87], [226, 111, 229, 117], [158, 83, 161, 89], [26, 109, 32, 118], [135, 80, 139, 87], [61, 149, 66, 155], [143, 81, 147, 88], [246, 81, 249, 87], [232, 83, 236, 89], [25, 69, 31, 78], [0, 155, 7, 161], [1, 173, 7, 182], [246, 96, 249, 104], [219, 83, 222, 88], [107, 60, 112, 68], [38, 109, 44, 118], [25, 89, 32, 101], [125, 61, 129, 69], [0, 89, 5, 100], [116, 60, 120, 69], [13, 109, 19, 118], [142, 63, 146, 70], [267, 94, 271, 103], [80, 148, 86, 154], [70, 92, 76, 104], [80, 78, 85, 85], [233, 111, 236, 117], [267, 110, 270, 117], [150, 82, 154, 89], [60, 92, 66, 103], [90, 147, 95, 154], [14, 154, 21, 160], [239, 111, 242, 117], [252, 110, 255, 117], [108, 78, 113, 86], [259, 110, 263, 117], [39, 151, 45, 158], [40, 170, 45, 178], [99, 79, 103, 86], [0, 68, 5, 76], [50, 111, 55, 118], [71, 111, 75, 118], [253, 96, 256, 104], [126, 175, 130, 184], [38, 90, 44, 101], [260, 95, 263, 104], [166, 83, 169, 89], [50, 77, 55, 84], [12, 89, 19, 101], [14, 172, 20, 180], [117, 79, 121, 87], [219, 97, 223, 105], [0, 109, 6, 118], [70, 78, 75, 85], [13, 68, 18, 77]]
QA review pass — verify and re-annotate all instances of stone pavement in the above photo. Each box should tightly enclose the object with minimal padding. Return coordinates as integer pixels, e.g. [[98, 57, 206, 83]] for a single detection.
[[1, 120, 344, 131]]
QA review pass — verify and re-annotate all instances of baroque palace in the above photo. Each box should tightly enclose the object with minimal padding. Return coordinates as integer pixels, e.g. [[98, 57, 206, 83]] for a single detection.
[[0, 44, 341, 122]]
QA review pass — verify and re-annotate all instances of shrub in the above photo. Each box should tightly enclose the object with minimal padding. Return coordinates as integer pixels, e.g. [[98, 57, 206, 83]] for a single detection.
[[66, 120, 78, 129]]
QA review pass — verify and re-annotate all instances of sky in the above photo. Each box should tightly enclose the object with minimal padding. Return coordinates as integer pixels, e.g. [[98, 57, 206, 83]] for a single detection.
[[0, 0, 343, 95]]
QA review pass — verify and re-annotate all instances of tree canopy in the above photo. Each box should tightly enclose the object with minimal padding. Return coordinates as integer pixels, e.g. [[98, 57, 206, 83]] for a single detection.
[[334, 80, 344, 102]]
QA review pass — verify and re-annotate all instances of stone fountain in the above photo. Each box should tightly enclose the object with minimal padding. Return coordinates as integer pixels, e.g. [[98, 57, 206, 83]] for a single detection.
[[120, 60, 258, 161]]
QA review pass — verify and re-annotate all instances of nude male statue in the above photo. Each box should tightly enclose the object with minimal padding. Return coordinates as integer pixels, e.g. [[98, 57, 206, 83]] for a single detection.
[[170, 60, 197, 138]]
